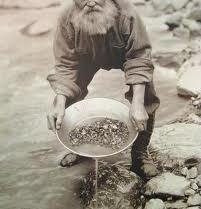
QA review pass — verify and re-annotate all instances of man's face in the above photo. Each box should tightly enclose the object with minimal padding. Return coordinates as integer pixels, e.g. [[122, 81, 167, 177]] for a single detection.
[[74, 0, 106, 13], [72, 0, 117, 35]]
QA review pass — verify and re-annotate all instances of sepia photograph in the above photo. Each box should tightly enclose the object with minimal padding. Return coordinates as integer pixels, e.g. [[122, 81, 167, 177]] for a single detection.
[[0, 0, 201, 209]]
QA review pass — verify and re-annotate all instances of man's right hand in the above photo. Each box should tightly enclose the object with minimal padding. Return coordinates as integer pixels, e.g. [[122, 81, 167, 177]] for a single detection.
[[47, 95, 67, 132]]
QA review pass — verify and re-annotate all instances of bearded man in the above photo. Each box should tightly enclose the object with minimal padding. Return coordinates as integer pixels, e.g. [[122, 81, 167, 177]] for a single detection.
[[47, 0, 160, 179]]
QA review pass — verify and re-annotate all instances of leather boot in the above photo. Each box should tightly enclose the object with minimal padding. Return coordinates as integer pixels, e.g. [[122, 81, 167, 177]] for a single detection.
[[130, 114, 159, 180]]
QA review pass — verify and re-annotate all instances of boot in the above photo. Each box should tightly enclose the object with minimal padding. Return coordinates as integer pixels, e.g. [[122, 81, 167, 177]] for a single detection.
[[130, 119, 159, 180], [130, 148, 159, 180]]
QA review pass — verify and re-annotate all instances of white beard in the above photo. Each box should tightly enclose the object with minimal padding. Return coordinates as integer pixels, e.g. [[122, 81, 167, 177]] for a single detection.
[[72, 0, 118, 35]]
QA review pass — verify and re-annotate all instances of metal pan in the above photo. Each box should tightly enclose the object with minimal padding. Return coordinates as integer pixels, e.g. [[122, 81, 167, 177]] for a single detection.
[[56, 98, 138, 158]]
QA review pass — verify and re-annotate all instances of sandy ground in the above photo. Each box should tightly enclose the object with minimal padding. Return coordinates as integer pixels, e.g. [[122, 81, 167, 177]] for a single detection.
[[0, 7, 188, 209]]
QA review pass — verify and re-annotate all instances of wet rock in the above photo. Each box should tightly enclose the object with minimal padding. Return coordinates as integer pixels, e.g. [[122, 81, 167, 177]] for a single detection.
[[182, 19, 201, 36], [165, 200, 187, 209], [197, 175, 201, 187], [177, 66, 201, 97], [165, 200, 188, 209], [59, 153, 80, 167], [151, 123, 201, 159], [80, 163, 144, 209], [178, 53, 201, 77], [187, 194, 201, 206], [165, 12, 183, 29], [187, 114, 201, 125], [187, 167, 199, 179], [133, 0, 146, 6], [21, 19, 54, 37], [173, 25, 190, 39], [170, 0, 189, 10], [191, 183, 199, 191], [151, 0, 171, 11], [145, 172, 190, 197], [185, 188, 196, 196], [187, 8, 201, 21], [184, 158, 200, 169], [144, 199, 165, 209]]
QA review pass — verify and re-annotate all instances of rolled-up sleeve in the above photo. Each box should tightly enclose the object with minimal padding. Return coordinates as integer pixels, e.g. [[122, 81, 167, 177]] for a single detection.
[[122, 11, 154, 85], [47, 13, 81, 100]]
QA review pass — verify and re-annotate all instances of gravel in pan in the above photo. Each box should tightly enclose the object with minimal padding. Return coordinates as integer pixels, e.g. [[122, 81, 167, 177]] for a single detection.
[[69, 118, 129, 150]]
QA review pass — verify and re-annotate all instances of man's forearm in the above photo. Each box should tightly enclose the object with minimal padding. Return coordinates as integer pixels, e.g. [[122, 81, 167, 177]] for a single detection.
[[132, 84, 145, 105]]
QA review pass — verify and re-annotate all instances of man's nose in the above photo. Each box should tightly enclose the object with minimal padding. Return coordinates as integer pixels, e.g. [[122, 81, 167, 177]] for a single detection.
[[87, 1, 96, 8]]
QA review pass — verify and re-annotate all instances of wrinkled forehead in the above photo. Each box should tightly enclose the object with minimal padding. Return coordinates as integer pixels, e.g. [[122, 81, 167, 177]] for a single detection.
[[74, 0, 106, 8]]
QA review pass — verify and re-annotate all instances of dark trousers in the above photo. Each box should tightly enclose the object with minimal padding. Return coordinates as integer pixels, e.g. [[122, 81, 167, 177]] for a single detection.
[[131, 113, 155, 163]]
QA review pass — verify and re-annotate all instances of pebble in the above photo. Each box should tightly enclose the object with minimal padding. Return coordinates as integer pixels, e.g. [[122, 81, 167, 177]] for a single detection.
[[187, 167, 198, 179], [197, 175, 201, 187], [144, 199, 165, 209], [187, 194, 201, 206], [185, 188, 196, 196], [181, 167, 188, 176], [191, 183, 199, 191]]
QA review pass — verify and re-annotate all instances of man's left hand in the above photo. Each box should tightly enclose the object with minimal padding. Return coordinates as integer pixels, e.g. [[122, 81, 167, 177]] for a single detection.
[[129, 101, 149, 131]]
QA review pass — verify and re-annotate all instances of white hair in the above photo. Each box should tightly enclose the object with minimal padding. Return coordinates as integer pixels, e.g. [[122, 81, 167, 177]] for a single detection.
[[72, 0, 118, 35]]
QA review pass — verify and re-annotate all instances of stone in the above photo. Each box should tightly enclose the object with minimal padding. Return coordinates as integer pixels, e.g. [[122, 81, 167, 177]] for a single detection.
[[144, 199, 165, 209], [187, 8, 201, 21], [187, 167, 199, 179], [184, 158, 200, 169], [187, 194, 201, 206], [80, 163, 144, 209], [197, 175, 201, 187], [186, 2, 195, 10], [59, 153, 79, 167], [170, 0, 189, 10], [166, 200, 188, 209], [181, 167, 188, 176], [185, 188, 196, 196], [133, 0, 146, 6], [20, 18, 54, 37], [193, 0, 201, 7], [187, 114, 201, 125], [182, 19, 201, 35], [145, 172, 190, 197], [151, 0, 171, 11], [173, 26, 190, 39], [191, 183, 199, 191], [177, 66, 201, 97], [178, 54, 201, 78], [165, 12, 183, 29], [151, 123, 201, 160]]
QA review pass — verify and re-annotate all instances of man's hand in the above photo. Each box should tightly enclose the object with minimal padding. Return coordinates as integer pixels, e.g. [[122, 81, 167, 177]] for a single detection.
[[47, 95, 67, 132], [130, 84, 149, 131], [130, 101, 149, 131], [191, 94, 201, 109]]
